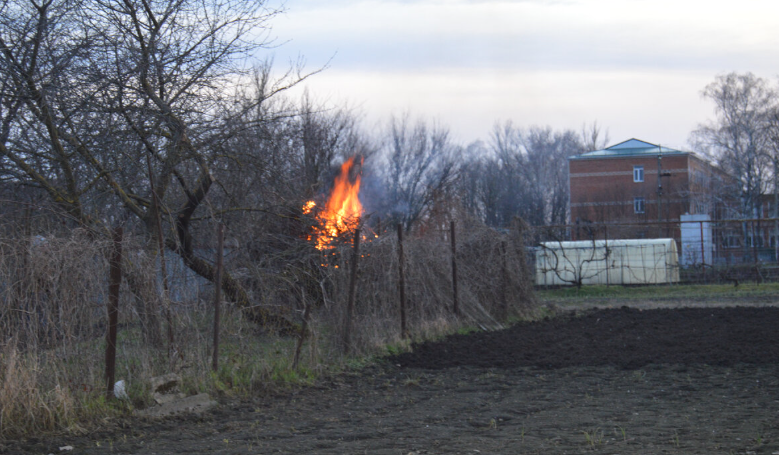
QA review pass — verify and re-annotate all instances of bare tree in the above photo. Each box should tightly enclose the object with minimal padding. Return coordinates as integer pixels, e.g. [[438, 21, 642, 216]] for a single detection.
[[485, 122, 583, 227], [521, 127, 583, 225], [297, 94, 368, 198], [691, 72, 776, 220], [581, 121, 610, 152], [765, 106, 779, 261], [374, 114, 459, 232], [537, 235, 610, 289], [0, 0, 314, 329], [457, 142, 503, 227]]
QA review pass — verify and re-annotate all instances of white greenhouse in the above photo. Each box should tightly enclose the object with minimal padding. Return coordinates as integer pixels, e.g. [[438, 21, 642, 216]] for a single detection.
[[535, 238, 680, 286]]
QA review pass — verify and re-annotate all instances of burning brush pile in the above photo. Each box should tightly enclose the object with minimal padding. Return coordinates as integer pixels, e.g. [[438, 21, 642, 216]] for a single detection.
[[303, 156, 365, 252], [297, 156, 536, 354]]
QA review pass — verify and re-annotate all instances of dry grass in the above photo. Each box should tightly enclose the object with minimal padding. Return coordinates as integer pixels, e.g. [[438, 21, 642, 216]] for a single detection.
[[0, 337, 127, 438], [0, 218, 536, 439], [318, 218, 536, 354]]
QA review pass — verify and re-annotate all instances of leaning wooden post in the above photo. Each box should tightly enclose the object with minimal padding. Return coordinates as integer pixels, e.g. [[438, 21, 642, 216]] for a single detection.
[[105, 227, 123, 399], [397, 223, 408, 338], [212, 223, 224, 372], [450, 221, 460, 317], [343, 226, 361, 354]]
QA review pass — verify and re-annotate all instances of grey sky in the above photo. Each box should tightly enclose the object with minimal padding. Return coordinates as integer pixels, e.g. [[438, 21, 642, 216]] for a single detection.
[[269, 0, 779, 149]]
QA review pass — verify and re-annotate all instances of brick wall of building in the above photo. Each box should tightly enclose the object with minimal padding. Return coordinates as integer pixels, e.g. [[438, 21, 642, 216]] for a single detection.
[[569, 154, 690, 225]]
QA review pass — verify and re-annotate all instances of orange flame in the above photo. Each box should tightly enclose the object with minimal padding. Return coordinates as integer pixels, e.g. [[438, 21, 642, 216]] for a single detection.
[[302, 200, 316, 215], [305, 156, 364, 250]]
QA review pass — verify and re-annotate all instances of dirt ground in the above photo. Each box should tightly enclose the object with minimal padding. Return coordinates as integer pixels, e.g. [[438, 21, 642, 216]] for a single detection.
[[7, 306, 779, 455]]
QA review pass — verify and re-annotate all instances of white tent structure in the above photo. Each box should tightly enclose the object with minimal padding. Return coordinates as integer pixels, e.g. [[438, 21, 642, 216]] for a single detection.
[[535, 238, 680, 286]]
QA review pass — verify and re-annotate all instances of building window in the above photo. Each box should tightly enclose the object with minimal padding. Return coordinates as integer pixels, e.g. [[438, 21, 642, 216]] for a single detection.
[[634, 197, 645, 214], [633, 165, 644, 182], [693, 170, 708, 187], [746, 235, 765, 248], [722, 233, 740, 249]]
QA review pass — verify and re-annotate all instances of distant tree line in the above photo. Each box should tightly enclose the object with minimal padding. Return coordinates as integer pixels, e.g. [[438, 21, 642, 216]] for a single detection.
[[0, 1, 609, 238], [4, 0, 766, 326]]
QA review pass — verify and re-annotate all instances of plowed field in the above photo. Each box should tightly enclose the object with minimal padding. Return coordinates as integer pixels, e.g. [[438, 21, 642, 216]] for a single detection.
[[8, 306, 779, 454]]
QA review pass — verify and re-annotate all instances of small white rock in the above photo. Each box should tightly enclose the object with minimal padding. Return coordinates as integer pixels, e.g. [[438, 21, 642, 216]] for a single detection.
[[59, 446, 74, 452]]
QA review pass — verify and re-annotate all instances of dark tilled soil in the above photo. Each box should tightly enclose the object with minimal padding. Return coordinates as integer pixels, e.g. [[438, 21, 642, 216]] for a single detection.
[[7, 306, 779, 455], [392, 306, 779, 370]]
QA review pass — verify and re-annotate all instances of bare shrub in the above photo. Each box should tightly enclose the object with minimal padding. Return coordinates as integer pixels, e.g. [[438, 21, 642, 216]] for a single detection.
[[0, 233, 114, 437], [0, 217, 536, 438], [0, 233, 111, 349]]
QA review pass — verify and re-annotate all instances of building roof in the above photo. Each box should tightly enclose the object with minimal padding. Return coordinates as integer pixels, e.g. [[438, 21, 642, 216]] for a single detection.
[[570, 138, 689, 160]]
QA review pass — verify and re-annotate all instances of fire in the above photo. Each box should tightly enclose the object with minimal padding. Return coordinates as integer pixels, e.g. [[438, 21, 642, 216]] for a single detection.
[[302, 200, 316, 215], [305, 156, 364, 250]]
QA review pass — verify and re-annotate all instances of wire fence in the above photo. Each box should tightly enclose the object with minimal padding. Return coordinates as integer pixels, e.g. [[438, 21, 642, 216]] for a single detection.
[[0, 218, 538, 436], [0, 224, 535, 350]]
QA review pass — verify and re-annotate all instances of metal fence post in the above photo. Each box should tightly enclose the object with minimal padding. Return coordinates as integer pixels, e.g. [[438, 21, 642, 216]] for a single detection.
[[500, 239, 509, 321], [212, 223, 224, 372], [450, 221, 459, 317], [700, 220, 706, 268], [605, 225, 610, 286], [343, 227, 361, 354], [397, 224, 408, 339], [105, 227, 123, 399], [292, 287, 311, 370]]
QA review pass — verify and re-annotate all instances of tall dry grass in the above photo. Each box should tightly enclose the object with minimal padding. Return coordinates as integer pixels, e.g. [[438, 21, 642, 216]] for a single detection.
[[0, 218, 535, 438], [319, 218, 536, 354], [0, 233, 115, 437]]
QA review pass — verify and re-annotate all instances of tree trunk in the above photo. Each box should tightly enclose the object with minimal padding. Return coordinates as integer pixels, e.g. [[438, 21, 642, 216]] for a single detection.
[[165, 233, 296, 333], [163, 170, 295, 333]]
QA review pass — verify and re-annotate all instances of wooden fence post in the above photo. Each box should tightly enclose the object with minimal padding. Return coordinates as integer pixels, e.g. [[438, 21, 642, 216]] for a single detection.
[[212, 223, 224, 372], [397, 223, 408, 338], [343, 227, 361, 353], [450, 221, 460, 317], [105, 227, 123, 399], [500, 239, 509, 322], [292, 287, 311, 370]]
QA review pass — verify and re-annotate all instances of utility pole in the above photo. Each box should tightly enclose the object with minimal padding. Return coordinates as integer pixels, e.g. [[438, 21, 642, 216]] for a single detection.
[[657, 150, 664, 236], [774, 157, 779, 262], [656, 145, 673, 236]]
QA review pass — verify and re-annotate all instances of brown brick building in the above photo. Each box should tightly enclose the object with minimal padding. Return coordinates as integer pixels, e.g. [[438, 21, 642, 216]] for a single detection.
[[569, 139, 738, 238]]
